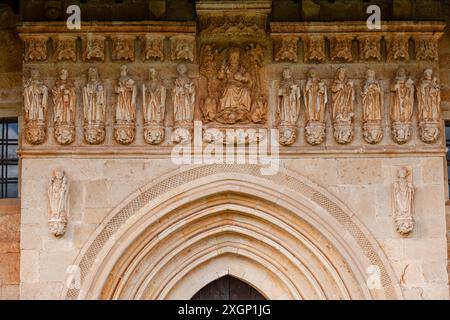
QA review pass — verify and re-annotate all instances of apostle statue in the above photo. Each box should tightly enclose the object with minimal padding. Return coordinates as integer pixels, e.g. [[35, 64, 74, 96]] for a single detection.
[[52, 69, 76, 145], [115, 65, 137, 125], [390, 68, 414, 123], [24, 69, 48, 144], [361, 69, 383, 144], [331, 67, 354, 123], [417, 68, 440, 123], [304, 68, 327, 123], [277, 68, 301, 126], [143, 67, 166, 125], [173, 63, 195, 125], [392, 167, 414, 235], [83, 67, 106, 125], [48, 169, 68, 237]]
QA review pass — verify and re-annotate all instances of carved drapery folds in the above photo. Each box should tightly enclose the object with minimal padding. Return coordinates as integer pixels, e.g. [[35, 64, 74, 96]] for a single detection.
[[24, 69, 48, 144], [303, 68, 327, 145], [386, 35, 409, 62], [171, 36, 195, 62], [329, 35, 353, 62], [82, 35, 106, 62], [52, 69, 76, 145], [417, 68, 441, 143], [172, 63, 196, 144], [114, 65, 137, 145], [273, 36, 298, 62], [82, 67, 106, 145], [277, 68, 300, 145], [390, 68, 414, 144], [22, 35, 49, 62], [53, 35, 77, 62], [112, 35, 136, 62], [358, 35, 381, 61], [361, 69, 383, 144], [48, 169, 68, 237], [143, 67, 166, 145], [331, 67, 355, 144], [414, 35, 439, 62], [392, 167, 414, 236], [141, 34, 165, 61], [304, 36, 326, 63]]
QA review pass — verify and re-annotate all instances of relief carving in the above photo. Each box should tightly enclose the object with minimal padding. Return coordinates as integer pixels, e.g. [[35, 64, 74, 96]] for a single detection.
[[331, 67, 355, 144], [392, 167, 414, 236], [417, 68, 440, 143], [112, 35, 136, 61], [53, 35, 77, 62], [82, 35, 105, 62], [24, 69, 48, 145], [171, 36, 195, 62], [141, 34, 165, 61], [172, 63, 195, 144], [277, 68, 300, 146], [274, 36, 298, 62], [358, 35, 381, 61], [82, 67, 106, 145], [52, 69, 76, 145], [415, 36, 438, 62], [114, 65, 137, 145], [386, 35, 409, 62], [304, 36, 326, 63], [390, 68, 414, 144], [303, 68, 327, 146], [48, 169, 68, 237], [23, 35, 48, 62], [143, 67, 166, 145], [200, 15, 266, 39], [329, 36, 353, 62], [361, 69, 383, 144]]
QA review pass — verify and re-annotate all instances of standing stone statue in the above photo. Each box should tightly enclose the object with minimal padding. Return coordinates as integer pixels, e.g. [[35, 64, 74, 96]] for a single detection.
[[417, 68, 441, 143], [172, 63, 196, 144], [392, 167, 414, 235], [83, 67, 106, 144], [52, 69, 76, 145], [48, 169, 69, 237], [390, 68, 414, 144], [24, 69, 48, 144], [114, 65, 137, 145], [361, 69, 383, 144], [143, 67, 166, 144], [277, 68, 300, 146], [331, 67, 355, 144], [304, 68, 327, 145]]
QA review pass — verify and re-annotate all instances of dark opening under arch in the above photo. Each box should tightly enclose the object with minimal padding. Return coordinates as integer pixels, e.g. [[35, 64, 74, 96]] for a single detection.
[[191, 275, 266, 300]]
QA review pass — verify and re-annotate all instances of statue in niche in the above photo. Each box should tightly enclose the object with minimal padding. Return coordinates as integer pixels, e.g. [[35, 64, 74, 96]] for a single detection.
[[392, 167, 414, 236], [172, 63, 196, 144], [331, 67, 355, 144], [390, 68, 414, 144], [361, 69, 383, 144], [277, 68, 300, 146], [143, 67, 166, 145], [48, 169, 68, 237], [304, 68, 327, 145], [114, 65, 137, 145], [24, 69, 48, 144], [83, 67, 106, 144], [52, 68, 76, 145], [417, 68, 441, 143]]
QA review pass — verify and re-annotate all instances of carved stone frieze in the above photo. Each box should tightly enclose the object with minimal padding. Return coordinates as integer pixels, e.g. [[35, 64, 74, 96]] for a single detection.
[[53, 35, 77, 62], [329, 35, 353, 62], [22, 35, 49, 62], [386, 35, 409, 62], [203, 127, 264, 145], [82, 35, 106, 62], [390, 68, 414, 144], [114, 65, 137, 145], [171, 36, 195, 62], [417, 68, 440, 143], [331, 67, 355, 144], [52, 68, 76, 145], [273, 36, 298, 62], [414, 35, 438, 62], [48, 169, 68, 237], [358, 35, 381, 61], [24, 69, 48, 145], [112, 35, 136, 61], [141, 34, 165, 61], [304, 36, 326, 63], [392, 167, 414, 236]]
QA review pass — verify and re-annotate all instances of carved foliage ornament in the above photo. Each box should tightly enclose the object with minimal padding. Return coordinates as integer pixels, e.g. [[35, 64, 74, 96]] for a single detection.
[[24, 69, 48, 144], [358, 35, 381, 61], [304, 36, 326, 63], [53, 36, 77, 62], [329, 35, 353, 62], [274, 36, 298, 63], [415, 36, 438, 62], [171, 36, 195, 62], [48, 169, 68, 237], [23, 35, 49, 62], [141, 34, 165, 61], [112, 35, 135, 62], [387, 35, 409, 62], [115, 65, 137, 145], [82, 35, 105, 62], [417, 68, 440, 143], [52, 68, 76, 145], [200, 15, 266, 39], [392, 167, 414, 236]]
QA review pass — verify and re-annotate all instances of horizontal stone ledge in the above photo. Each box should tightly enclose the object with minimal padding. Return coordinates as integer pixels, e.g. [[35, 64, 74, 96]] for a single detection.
[[270, 21, 446, 35], [17, 21, 197, 35]]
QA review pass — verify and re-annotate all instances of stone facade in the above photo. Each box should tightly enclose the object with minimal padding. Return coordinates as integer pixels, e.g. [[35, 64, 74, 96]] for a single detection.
[[0, 0, 449, 300]]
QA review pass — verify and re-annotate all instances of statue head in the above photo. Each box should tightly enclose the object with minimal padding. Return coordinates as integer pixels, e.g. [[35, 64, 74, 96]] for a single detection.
[[397, 167, 409, 179], [30, 69, 40, 80], [282, 67, 292, 80], [59, 69, 68, 81], [307, 68, 317, 80], [52, 169, 65, 181], [120, 65, 128, 78], [423, 68, 433, 80], [229, 47, 240, 66], [396, 67, 407, 80], [366, 69, 375, 81], [149, 67, 158, 80], [336, 67, 346, 81], [176, 63, 187, 76], [88, 67, 98, 81]]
